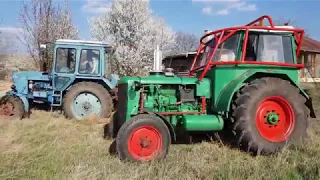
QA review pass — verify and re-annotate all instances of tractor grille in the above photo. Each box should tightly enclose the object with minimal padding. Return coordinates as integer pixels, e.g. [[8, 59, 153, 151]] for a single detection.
[[116, 83, 128, 126]]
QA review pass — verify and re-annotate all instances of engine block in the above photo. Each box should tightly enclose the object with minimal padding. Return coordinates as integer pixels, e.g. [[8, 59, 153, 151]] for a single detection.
[[141, 84, 202, 115]]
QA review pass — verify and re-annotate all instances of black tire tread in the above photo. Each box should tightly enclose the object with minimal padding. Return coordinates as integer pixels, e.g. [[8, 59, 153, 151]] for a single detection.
[[0, 95, 25, 120], [63, 81, 113, 120], [116, 114, 171, 162], [230, 77, 309, 155]]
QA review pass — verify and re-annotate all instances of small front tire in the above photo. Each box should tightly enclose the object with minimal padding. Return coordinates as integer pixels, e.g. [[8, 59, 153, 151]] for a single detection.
[[63, 82, 113, 120], [116, 114, 171, 162], [0, 95, 25, 120]]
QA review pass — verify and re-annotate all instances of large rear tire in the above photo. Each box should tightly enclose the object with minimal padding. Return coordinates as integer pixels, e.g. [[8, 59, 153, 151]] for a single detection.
[[230, 77, 309, 155], [116, 114, 171, 162], [63, 82, 113, 120], [0, 95, 25, 120]]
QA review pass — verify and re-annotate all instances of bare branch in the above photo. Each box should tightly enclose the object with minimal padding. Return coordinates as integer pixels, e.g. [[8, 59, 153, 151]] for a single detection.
[[19, 0, 78, 70]]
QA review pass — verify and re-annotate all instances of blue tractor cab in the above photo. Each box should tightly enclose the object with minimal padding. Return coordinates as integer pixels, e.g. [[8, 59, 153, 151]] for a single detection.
[[0, 39, 119, 120]]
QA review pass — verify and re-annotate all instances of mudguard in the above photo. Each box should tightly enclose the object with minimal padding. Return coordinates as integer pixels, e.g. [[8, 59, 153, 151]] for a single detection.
[[214, 70, 316, 118], [6, 91, 30, 113]]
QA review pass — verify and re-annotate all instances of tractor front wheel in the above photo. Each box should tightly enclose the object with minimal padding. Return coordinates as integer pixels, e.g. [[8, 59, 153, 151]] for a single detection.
[[116, 114, 171, 162], [231, 77, 309, 155], [0, 95, 25, 120], [63, 82, 113, 120]]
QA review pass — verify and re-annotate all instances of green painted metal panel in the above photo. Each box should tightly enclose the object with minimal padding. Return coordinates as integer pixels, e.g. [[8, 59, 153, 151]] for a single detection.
[[182, 114, 224, 131], [203, 64, 308, 113], [118, 74, 213, 121], [119, 74, 211, 98]]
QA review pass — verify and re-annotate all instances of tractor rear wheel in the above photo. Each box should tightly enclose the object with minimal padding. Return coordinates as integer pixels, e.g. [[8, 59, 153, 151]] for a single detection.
[[0, 95, 25, 120], [116, 114, 171, 162], [230, 77, 309, 155], [63, 82, 113, 120]]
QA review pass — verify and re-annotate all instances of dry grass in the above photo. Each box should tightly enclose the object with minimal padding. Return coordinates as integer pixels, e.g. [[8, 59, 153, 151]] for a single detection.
[[0, 80, 11, 91], [1, 93, 320, 179]]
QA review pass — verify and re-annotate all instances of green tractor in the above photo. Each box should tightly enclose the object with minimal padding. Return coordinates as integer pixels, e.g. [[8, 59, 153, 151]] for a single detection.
[[109, 15, 317, 162]]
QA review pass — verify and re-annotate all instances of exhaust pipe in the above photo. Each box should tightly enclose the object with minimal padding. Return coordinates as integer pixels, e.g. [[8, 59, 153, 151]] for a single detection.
[[153, 45, 163, 72], [150, 45, 164, 76]]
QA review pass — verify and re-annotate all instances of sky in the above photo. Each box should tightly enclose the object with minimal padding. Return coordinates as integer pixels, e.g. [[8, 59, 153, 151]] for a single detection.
[[0, 0, 319, 54]]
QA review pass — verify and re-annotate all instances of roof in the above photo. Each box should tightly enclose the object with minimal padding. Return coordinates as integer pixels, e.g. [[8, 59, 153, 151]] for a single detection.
[[55, 39, 112, 47], [163, 51, 197, 59], [301, 36, 320, 53], [249, 25, 295, 33]]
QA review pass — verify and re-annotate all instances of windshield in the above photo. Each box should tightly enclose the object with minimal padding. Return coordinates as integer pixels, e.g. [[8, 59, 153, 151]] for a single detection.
[[194, 31, 240, 68]]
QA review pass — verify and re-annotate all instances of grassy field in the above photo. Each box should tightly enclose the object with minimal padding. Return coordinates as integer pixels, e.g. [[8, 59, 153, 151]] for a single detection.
[[1, 92, 320, 179]]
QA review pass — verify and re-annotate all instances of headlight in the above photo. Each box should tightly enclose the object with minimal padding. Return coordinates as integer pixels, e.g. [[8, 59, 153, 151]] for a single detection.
[[28, 80, 34, 89]]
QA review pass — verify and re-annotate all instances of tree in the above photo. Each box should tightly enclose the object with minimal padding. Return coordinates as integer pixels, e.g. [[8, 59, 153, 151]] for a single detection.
[[19, 0, 78, 70], [172, 32, 199, 54], [90, 0, 176, 76]]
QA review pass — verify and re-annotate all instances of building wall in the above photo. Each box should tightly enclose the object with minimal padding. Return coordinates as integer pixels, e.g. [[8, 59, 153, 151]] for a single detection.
[[298, 51, 320, 82], [163, 55, 195, 72]]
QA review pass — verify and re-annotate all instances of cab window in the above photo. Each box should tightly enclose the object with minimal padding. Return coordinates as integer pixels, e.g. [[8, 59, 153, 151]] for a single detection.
[[196, 31, 241, 67], [245, 32, 294, 63], [55, 48, 76, 73], [79, 49, 100, 75]]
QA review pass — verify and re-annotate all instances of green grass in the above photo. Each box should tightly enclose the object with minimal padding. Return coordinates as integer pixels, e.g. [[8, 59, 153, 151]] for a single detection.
[[1, 97, 320, 179]]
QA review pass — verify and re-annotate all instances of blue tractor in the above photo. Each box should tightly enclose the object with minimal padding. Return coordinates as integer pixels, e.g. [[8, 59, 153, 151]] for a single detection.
[[0, 39, 119, 120]]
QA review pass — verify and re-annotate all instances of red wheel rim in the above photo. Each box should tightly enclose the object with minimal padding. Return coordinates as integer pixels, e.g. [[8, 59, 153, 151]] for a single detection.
[[255, 96, 295, 142], [127, 125, 163, 161], [0, 103, 14, 120]]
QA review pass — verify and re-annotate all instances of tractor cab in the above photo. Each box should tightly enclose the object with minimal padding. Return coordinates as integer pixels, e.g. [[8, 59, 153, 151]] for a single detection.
[[40, 39, 115, 75], [40, 39, 118, 91], [189, 16, 304, 81]]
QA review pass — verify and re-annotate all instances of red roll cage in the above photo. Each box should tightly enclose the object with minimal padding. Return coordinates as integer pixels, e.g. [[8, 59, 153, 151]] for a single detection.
[[188, 15, 305, 80]]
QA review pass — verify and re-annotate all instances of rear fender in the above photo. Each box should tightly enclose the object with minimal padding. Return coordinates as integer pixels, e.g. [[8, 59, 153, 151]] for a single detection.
[[5, 91, 30, 113], [305, 97, 316, 118], [215, 71, 316, 118], [105, 74, 120, 89], [67, 74, 119, 91]]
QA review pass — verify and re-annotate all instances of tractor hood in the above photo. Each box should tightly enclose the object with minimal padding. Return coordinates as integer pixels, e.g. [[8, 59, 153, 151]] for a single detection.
[[118, 73, 211, 98], [12, 71, 51, 81], [9, 71, 51, 95]]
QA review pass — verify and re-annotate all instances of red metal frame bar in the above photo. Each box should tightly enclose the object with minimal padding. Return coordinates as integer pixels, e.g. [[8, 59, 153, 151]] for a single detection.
[[189, 15, 305, 80], [199, 31, 225, 80], [159, 111, 202, 115], [295, 31, 304, 59], [201, 97, 206, 114], [188, 44, 203, 77], [245, 15, 275, 27]]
